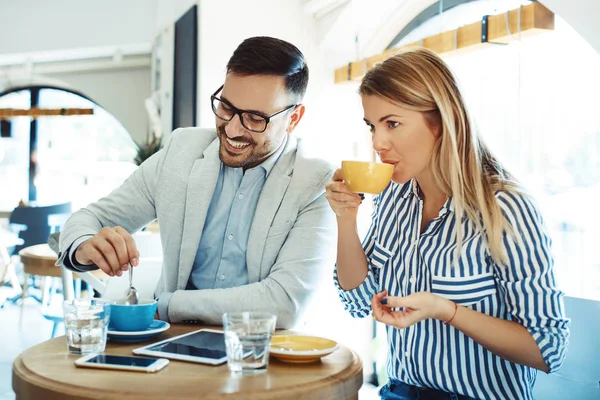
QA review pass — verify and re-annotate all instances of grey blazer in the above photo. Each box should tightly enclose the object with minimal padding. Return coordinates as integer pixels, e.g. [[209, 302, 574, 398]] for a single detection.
[[58, 128, 337, 329]]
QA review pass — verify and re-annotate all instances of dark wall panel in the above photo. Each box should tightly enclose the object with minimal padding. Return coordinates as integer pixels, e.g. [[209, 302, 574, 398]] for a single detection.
[[172, 5, 198, 130]]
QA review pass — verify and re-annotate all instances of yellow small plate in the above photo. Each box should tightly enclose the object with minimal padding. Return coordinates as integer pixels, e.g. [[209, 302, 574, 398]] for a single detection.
[[269, 335, 338, 363]]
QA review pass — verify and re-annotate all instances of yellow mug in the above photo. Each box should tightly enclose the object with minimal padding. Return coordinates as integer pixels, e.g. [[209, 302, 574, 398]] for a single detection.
[[341, 161, 394, 194]]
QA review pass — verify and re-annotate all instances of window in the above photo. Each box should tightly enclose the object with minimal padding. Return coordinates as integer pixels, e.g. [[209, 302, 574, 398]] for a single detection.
[[0, 90, 31, 211], [0, 87, 137, 212], [346, 1, 600, 388], [388, 0, 600, 301], [441, 16, 599, 301]]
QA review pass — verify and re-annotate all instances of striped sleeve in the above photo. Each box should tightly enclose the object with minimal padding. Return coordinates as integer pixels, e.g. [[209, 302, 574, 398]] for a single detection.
[[333, 202, 381, 319], [495, 191, 570, 373]]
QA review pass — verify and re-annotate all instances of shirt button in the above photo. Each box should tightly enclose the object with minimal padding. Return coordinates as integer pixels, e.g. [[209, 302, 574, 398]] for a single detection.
[[409, 277, 416, 284], [405, 351, 410, 357], [238, 194, 243, 199], [219, 274, 225, 281], [228, 234, 233, 240]]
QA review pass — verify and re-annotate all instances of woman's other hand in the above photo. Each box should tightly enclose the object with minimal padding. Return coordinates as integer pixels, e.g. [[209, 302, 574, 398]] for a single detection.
[[371, 290, 456, 329]]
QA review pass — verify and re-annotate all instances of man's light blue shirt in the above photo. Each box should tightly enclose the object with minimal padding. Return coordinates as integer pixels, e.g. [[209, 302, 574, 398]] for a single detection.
[[187, 137, 286, 290]]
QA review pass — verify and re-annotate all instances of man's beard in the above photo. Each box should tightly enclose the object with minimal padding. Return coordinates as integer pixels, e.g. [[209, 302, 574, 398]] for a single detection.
[[217, 125, 259, 168]]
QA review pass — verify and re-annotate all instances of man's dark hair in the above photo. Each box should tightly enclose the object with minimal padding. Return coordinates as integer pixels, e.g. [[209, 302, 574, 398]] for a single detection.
[[226, 36, 309, 103]]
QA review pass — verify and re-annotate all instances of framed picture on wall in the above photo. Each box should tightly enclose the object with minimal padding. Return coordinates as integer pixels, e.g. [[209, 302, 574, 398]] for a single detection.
[[151, 24, 174, 138]]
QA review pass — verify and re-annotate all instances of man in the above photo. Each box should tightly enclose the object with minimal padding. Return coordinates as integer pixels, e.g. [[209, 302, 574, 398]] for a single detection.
[[58, 36, 336, 329]]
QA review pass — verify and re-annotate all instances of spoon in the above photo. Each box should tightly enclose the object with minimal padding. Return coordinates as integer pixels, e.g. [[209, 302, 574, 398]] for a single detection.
[[125, 264, 139, 305]]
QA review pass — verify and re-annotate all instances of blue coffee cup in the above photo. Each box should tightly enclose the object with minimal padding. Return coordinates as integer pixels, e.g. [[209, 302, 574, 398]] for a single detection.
[[109, 299, 158, 332]]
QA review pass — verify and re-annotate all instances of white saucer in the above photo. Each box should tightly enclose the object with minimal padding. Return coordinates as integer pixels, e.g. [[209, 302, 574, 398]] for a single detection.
[[269, 335, 339, 363], [107, 320, 170, 343]]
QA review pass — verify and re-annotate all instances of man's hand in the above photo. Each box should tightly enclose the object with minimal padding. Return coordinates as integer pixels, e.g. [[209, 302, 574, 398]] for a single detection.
[[75, 226, 139, 277]]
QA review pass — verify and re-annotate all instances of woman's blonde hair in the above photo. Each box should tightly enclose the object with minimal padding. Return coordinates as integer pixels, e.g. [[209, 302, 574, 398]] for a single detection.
[[359, 47, 519, 265]]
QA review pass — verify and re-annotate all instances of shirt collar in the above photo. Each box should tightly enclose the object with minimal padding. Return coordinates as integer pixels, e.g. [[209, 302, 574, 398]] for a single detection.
[[440, 196, 455, 215], [399, 179, 418, 199], [401, 179, 454, 214]]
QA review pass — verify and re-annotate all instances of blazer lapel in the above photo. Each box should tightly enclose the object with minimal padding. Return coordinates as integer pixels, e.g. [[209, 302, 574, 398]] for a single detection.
[[177, 140, 221, 289], [246, 136, 296, 283]]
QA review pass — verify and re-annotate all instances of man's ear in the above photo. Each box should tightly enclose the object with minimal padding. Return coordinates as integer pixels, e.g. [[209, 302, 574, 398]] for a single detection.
[[286, 105, 305, 133]]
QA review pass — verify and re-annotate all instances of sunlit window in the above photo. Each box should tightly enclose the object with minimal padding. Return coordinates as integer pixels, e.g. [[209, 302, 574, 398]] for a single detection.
[[318, 3, 600, 388], [430, 14, 599, 302], [0, 87, 137, 212], [386, 1, 600, 301], [0, 90, 31, 211]]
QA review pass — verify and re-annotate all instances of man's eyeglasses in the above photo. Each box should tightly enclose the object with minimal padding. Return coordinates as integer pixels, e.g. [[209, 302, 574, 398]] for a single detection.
[[210, 85, 296, 133]]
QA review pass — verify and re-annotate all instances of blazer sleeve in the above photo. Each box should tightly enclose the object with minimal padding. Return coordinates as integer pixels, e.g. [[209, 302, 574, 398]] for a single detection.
[[165, 171, 337, 329], [57, 133, 175, 270]]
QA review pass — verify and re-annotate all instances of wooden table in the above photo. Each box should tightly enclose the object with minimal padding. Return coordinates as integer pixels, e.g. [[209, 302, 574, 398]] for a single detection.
[[19, 244, 62, 278], [19, 244, 71, 301], [12, 324, 363, 399], [18, 244, 107, 300]]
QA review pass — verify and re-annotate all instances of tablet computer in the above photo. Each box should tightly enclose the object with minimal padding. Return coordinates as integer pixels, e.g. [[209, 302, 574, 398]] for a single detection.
[[133, 328, 228, 365]]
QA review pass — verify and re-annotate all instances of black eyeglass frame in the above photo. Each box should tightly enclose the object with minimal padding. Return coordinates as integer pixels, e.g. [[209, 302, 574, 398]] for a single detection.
[[210, 85, 297, 133]]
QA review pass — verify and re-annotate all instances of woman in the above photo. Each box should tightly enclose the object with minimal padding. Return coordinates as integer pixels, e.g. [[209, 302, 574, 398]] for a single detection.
[[326, 48, 569, 400]]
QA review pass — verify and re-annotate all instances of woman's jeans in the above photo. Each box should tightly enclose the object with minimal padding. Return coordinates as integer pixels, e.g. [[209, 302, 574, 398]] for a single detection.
[[379, 379, 480, 400]]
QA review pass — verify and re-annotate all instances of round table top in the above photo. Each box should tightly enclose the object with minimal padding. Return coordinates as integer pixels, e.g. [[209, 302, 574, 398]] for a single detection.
[[13, 324, 363, 400], [19, 243, 58, 261], [18, 244, 61, 277], [17, 244, 107, 280]]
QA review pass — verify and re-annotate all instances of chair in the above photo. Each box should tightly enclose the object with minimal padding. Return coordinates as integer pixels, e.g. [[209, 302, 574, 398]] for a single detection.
[[0, 228, 23, 307], [533, 296, 600, 399], [17, 243, 75, 337], [9, 202, 72, 254], [8, 203, 71, 303], [40, 275, 64, 338]]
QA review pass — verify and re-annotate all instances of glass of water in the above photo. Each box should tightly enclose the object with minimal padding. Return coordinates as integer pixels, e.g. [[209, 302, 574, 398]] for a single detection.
[[62, 298, 112, 354], [222, 312, 277, 374]]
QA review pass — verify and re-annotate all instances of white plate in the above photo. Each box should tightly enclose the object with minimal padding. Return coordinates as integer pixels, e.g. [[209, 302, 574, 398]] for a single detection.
[[107, 320, 170, 343], [269, 335, 339, 363]]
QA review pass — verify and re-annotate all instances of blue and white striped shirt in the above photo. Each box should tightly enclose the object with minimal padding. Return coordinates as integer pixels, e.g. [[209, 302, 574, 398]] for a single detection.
[[335, 179, 570, 400]]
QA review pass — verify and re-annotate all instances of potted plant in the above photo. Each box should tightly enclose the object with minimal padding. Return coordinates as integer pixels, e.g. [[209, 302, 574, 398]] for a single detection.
[[134, 135, 162, 166]]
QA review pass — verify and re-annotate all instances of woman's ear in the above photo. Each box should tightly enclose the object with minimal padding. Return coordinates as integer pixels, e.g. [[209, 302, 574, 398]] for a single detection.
[[426, 122, 442, 140], [424, 110, 442, 138]]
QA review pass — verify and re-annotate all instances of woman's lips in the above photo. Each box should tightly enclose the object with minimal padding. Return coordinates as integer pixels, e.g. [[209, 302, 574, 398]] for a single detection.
[[381, 159, 398, 166]]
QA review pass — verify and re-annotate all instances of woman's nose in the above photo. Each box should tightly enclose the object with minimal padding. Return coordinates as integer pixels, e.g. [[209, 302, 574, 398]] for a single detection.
[[372, 130, 390, 153]]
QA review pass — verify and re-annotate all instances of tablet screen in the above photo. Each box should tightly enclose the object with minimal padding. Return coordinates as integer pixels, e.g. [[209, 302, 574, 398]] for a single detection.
[[145, 330, 227, 360]]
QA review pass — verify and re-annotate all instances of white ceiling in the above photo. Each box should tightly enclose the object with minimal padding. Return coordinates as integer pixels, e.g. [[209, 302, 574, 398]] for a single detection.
[[0, 0, 597, 78], [312, 0, 600, 71], [0, 0, 158, 69]]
